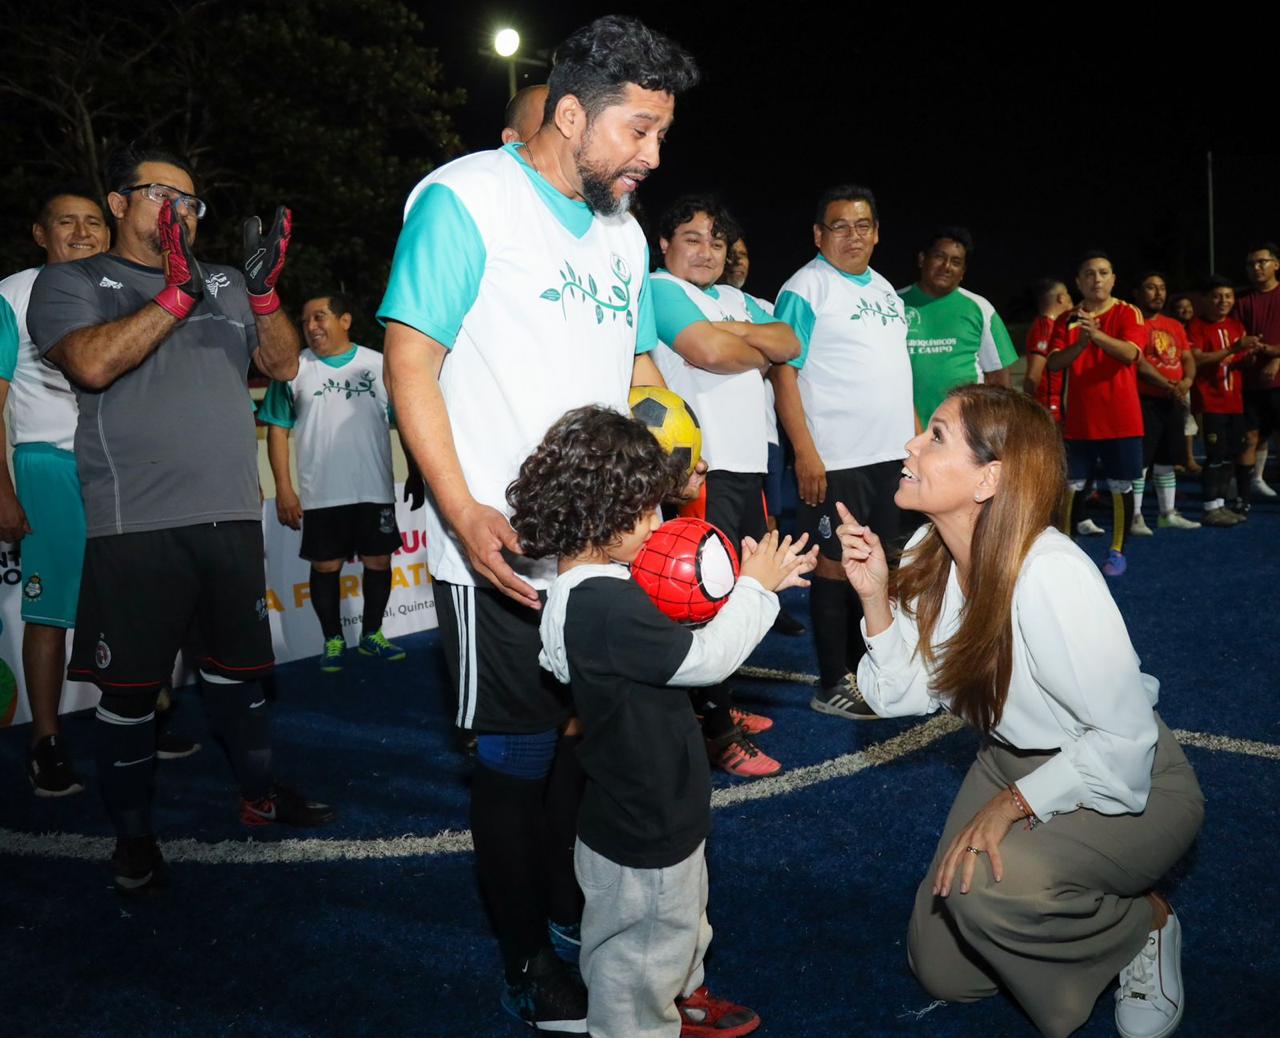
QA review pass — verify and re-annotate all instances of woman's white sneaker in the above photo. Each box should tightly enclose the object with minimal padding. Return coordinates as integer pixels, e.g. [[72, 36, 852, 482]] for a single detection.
[[1114, 909, 1183, 1038]]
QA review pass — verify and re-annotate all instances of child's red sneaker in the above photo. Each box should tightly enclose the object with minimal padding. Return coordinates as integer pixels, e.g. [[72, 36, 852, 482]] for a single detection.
[[676, 986, 760, 1037]]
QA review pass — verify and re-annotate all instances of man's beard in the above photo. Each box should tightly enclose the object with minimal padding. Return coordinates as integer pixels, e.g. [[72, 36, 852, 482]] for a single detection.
[[574, 132, 639, 217]]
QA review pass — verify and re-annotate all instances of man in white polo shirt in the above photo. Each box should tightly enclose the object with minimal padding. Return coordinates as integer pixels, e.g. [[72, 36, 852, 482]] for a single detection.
[[260, 293, 404, 672], [651, 194, 799, 779], [380, 16, 716, 1035], [772, 184, 914, 721]]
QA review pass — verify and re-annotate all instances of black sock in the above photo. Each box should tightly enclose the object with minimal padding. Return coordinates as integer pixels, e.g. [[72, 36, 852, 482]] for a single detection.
[[361, 566, 393, 636], [1235, 464, 1254, 506], [810, 576, 850, 690], [844, 585, 868, 676], [200, 677, 272, 801], [310, 567, 342, 640], [470, 762, 551, 980], [691, 682, 736, 739], [543, 734, 585, 928], [95, 691, 159, 838], [1207, 462, 1229, 505]]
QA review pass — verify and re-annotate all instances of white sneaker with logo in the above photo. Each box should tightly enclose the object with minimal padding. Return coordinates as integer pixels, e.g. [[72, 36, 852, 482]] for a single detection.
[[1077, 518, 1105, 536], [1115, 909, 1183, 1038]]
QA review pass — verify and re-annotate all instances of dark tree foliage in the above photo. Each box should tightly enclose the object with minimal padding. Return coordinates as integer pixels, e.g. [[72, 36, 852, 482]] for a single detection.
[[0, 0, 465, 343]]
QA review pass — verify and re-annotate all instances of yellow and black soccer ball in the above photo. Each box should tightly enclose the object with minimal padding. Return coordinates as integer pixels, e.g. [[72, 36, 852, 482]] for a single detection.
[[629, 386, 702, 475]]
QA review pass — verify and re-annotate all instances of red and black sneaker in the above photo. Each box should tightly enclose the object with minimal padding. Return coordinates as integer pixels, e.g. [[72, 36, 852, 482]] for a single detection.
[[240, 784, 336, 827], [676, 986, 760, 1037], [728, 708, 773, 735]]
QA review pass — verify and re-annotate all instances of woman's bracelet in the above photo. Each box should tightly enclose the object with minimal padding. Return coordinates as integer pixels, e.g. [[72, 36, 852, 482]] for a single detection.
[[1008, 783, 1040, 830]]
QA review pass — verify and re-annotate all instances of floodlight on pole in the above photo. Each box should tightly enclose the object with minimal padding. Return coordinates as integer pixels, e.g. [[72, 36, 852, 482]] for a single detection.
[[495, 28, 520, 96]]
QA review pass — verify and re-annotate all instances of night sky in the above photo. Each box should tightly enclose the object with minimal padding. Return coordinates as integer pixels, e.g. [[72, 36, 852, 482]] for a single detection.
[[429, 3, 1280, 321]]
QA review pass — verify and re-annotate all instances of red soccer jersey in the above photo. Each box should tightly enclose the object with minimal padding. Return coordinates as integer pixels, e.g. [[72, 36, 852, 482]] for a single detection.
[[1026, 314, 1063, 421], [1234, 287, 1280, 390], [1189, 316, 1247, 414], [1049, 300, 1145, 440], [1138, 314, 1190, 398]]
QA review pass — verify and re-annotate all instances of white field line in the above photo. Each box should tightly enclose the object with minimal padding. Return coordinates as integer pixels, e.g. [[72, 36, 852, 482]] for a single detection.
[[1, 670, 1274, 865]]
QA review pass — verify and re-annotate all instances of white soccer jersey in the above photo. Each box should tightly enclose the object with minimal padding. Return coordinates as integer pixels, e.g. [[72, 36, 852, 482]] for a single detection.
[[776, 256, 914, 470], [0, 267, 78, 451], [650, 272, 768, 473], [259, 345, 394, 510], [379, 146, 654, 589]]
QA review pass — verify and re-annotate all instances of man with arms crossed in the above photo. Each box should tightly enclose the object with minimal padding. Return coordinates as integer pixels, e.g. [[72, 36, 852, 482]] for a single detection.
[[651, 194, 800, 778], [772, 185, 914, 721], [261, 293, 404, 671], [380, 16, 701, 1033], [29, 145, 333, 894]]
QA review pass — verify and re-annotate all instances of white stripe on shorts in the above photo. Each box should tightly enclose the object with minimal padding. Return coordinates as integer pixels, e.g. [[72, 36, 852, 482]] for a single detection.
[[451, 585, 478, 730]]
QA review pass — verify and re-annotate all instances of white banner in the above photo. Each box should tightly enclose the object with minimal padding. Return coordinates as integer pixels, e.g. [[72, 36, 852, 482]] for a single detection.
[[0, 489, 437, 727]]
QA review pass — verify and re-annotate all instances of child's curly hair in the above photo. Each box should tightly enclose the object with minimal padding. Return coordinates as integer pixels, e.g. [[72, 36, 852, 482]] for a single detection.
[[507, 405, 688, 559]]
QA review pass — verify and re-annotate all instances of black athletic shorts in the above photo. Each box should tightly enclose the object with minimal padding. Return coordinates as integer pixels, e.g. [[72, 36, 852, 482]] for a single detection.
[[674, 469, 768, 559], [1065, 437, 1143, 483], [1243, 388, 1280, 439], [1202, 411, 1246, 465], [1141, 396, 1184, 468], [69, 521, 274, 691], [299, 502, 402, 562], [798, 459, 902, 563], [432, 580, 571, 734]]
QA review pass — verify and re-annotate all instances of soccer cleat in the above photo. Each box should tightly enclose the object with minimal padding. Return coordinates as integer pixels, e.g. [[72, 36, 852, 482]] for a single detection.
[[1129, 514, 1154, 536], [676, 986, 761, 1038], [240, 784, 337, 827], [729, 708, 773, 735], [1157, 512, 1201, 530], [1253, 476, 1277, 498], [1102, 550, 1127, 578], [320, 635, 346, 672], [357, 630, 406, 661], [1202, 507, 1241, 527], [709, 728, 782, 778], [500, 947, 588, 1033], [810, 675, 880, 720], [27, 734, 84, 798], [112, 835, 169, 895], [1114, 909, 1183, 1038], [547, 919, 581, 966], [1076, 518, 1105, 536], [770, 609, 806, 637]]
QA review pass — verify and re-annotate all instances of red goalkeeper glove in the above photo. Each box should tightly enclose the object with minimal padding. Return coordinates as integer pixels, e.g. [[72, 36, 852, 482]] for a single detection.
[[154, 199, 204, 320], [243, 206, 292, 316]]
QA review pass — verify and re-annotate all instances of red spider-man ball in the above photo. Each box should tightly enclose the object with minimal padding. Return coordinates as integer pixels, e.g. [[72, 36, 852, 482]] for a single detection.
[[630, 517, 740, 625]]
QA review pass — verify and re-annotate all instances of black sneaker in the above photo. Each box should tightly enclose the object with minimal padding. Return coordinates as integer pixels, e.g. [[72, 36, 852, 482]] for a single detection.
[[112, 835, 169, 895], [1229, 499, 1251, 519], [240, 784, 337, 827], [810, 675, 881, 720], [500, 947, 588, 1033], [770, 609, 807, 637], [27, 734, 85, 797], [155, 729, 202, 760]]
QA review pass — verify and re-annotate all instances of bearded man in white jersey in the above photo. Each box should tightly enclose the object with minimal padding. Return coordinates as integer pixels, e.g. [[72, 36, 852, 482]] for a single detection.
[[380, 16, 709, 1034]]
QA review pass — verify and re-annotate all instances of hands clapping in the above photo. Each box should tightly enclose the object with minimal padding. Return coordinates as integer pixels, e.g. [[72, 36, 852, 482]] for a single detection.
[[739, 530, 819, 593]]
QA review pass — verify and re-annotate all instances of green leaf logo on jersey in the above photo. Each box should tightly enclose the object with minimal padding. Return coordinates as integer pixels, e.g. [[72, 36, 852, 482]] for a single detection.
[[314, 370, 378, 400], [851, 296, 907, 327], [540, 253, 635, 327]]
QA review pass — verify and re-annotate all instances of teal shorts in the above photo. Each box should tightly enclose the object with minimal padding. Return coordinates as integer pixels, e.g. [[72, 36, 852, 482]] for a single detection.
[[13, 443, 85, 628]]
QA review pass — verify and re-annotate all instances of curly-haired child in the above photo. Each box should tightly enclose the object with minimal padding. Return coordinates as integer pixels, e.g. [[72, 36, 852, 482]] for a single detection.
[[508, 404, 817, 1038]]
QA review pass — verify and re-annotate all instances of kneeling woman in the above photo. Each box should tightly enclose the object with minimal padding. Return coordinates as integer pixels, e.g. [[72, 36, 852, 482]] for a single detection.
[[838, 385, 1203, 1038]]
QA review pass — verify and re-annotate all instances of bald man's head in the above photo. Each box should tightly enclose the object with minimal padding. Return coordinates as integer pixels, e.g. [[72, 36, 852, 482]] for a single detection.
[[501, 84, 549, 144]]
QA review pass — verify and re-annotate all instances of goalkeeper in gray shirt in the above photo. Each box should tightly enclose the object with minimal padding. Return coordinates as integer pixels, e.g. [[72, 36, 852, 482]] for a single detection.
[[28, 144, 335, 894]]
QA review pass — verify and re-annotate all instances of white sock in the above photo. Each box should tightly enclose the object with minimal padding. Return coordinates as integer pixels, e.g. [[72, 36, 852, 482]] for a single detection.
[[1254, 446, 1269, 482], [1153, 465, 1177, 515]]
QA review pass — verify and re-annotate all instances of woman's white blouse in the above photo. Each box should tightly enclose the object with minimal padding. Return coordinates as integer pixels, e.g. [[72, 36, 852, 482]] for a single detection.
[[857, 526, 1159, 821]]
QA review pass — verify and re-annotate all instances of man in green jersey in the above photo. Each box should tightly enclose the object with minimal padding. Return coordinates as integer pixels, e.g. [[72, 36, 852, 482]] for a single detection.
[[897, 227, 1017, 424]]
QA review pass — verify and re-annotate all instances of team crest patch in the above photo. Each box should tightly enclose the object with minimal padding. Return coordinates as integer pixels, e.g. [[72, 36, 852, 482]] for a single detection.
[[22, 575, 42, 601], [378, 507, 394, 534], [818, 515, 833, 540], [95, 636, 112, 670], [255, 596, 269, 622]]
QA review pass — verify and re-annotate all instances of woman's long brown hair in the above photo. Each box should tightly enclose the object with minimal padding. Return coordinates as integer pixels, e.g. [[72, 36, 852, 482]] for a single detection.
[[894, 385, 1065, 732]]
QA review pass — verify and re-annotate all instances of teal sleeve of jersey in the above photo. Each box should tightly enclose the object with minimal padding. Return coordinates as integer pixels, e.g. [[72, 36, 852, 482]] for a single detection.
[[775, 291, 816, 368], [990, 311, 1018, 367], [651, 278, 709, 347], [376, 183, 486, 348], [257, 380, 296, 429], [634, 245, 657, 354], [0, 295, 17, 382], [743, 294, 773, 325]]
